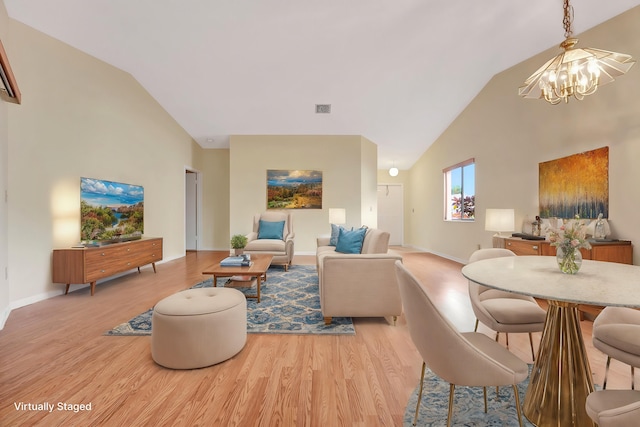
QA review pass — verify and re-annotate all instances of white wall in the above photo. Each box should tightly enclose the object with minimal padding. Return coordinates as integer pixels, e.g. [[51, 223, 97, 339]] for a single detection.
[[229, 135, 377, 254], [406, 6, 640, 264], [0, 1, 11, 328], [5, 19, 202, 308]]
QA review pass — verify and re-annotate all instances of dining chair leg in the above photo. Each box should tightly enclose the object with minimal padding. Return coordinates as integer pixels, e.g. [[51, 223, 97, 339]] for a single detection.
[[512, 384, 523, 427], [446, 383, 455, 427], [483, 387, 487, 413], [413, 362, 426, 426], [603, 356, 612, 390], [495, 332, 499, 342], [632, 366, 635, 390], [505, 332, 509, 348], [474, 318, 479, 332], [528, 332, 536, 361]]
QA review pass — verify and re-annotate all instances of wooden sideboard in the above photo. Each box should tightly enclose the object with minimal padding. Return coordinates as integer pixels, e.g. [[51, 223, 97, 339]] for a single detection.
[[503, 237, 633, 318], [504, 237, 633, 264], [52, 237, 163, 295]]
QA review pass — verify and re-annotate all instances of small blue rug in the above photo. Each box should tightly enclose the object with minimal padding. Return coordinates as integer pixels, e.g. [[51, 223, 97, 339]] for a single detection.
[[403, 366, 534, 426], [105, 265, 355, 335]]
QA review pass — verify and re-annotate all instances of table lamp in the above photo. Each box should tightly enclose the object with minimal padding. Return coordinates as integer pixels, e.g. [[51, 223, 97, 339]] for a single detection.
[[329, 208, 346, 225], [485, 208, 515, 237]]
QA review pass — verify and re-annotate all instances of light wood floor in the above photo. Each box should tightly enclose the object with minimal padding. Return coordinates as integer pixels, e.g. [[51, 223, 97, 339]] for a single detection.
[[0, 250, 635, 426]]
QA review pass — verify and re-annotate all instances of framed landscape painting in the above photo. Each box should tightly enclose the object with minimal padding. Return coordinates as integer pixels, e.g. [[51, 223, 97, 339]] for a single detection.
[[267, 170, 322, 209], [539, 146, 609, 219]]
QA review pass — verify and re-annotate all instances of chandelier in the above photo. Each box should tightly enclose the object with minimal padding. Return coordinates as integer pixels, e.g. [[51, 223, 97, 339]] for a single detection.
[[519, 0, 635, 105]]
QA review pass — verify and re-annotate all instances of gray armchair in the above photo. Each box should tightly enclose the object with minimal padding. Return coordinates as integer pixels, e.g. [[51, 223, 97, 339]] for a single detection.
[[243, 211, 295, 271]]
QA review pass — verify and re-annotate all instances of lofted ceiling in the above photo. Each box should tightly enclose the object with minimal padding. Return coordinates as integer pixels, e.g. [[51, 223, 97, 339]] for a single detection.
[[5, 0, 640, 170]]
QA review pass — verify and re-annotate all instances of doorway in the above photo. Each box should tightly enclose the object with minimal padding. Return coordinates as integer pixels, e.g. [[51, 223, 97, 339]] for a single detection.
[[185, 169, 201, 251], [377, 184, 404, 246]]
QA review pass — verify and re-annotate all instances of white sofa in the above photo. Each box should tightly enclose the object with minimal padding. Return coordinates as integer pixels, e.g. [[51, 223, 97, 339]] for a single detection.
[[316, 228, 403, 325]]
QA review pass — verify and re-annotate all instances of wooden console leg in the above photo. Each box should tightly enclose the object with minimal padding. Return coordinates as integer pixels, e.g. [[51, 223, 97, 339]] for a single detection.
[[90, 282, 96, 296], [152, 262, 157, 273], [324, 317, 332, 325], [65, 284, 70, 295]]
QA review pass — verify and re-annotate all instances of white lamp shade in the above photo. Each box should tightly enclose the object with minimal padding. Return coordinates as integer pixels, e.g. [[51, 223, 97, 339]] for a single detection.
[[485, 209, 515, 233], [329, 208, 346, 225]]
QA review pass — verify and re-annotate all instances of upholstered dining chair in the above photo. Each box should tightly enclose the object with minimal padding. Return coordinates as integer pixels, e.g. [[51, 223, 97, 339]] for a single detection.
[[467, 248, 547, 361], [592, 306, 640, 390], [586, 390, 640, 427], [395, 261, 528, 427], [243, 211, 295, 271]]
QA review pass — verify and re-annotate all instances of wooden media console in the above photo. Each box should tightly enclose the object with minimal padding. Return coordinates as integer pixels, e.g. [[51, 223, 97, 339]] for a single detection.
[[52, 237, 163, 295]]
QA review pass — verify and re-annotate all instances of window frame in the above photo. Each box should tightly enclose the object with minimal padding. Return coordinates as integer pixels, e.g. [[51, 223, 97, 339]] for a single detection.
[[443, 158, 475, 222]]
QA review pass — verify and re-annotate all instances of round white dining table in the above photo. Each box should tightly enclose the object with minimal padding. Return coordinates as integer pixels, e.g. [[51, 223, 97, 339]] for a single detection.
[[462, 255, 640, 427]]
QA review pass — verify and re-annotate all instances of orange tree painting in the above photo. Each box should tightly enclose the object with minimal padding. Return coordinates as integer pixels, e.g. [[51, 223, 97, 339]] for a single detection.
[[539, 146, 608, 219], [267, 170, 322, 209]]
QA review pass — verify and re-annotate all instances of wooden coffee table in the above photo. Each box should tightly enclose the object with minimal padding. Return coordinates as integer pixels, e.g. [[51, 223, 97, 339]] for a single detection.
[[202, 254, 273, 302]]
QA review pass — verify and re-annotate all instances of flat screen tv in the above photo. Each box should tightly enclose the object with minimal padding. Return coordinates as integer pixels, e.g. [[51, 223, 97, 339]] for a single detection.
[[80, 177, 144, 244]]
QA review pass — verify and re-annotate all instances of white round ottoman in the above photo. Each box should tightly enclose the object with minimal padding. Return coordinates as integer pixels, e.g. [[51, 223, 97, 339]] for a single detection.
[[151, 287, 247, 369]]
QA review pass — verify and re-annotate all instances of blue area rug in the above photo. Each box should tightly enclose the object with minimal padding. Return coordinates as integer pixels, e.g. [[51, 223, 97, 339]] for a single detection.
[[403, 366, 534, 426], [105, 265, 355, 335]]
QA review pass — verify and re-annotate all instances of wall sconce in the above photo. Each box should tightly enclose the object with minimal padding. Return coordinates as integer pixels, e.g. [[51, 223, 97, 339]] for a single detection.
[[485, 208, 515, 237], [329, 208, 346, 225]]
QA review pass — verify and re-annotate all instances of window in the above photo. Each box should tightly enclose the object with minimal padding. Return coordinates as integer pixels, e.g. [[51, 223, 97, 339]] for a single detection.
[[444, 158, 475, 221]]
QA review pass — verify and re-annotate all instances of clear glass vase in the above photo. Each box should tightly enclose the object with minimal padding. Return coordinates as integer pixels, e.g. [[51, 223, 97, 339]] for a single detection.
[[556, 246, 582, 274]]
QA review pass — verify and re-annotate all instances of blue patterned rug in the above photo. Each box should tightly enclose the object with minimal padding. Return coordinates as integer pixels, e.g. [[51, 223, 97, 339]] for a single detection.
[[403, 366, 534, 426], [105, 265, 355, 335]]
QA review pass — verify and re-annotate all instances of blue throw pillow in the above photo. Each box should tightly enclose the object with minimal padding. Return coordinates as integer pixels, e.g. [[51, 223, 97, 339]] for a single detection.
[[329, 224, 343, 246], [335, 227, 367, 254], [258, 220, 285, 240]]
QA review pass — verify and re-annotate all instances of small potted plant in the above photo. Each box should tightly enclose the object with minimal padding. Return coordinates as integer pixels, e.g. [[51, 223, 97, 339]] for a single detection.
[[230, 234, 248, 256]]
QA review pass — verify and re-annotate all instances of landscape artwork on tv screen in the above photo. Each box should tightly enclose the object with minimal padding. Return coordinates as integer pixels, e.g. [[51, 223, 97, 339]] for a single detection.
[[80, 177, 144, 242]]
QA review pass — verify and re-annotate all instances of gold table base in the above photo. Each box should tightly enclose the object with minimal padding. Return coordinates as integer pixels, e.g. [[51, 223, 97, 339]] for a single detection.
[[523, 300, 595, 426]]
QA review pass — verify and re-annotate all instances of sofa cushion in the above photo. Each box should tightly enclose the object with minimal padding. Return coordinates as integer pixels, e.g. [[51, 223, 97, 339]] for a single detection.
[[329, 224, 342, 246], [335, 227, 367, 254], [245, 238, 286, 253], [361, 229, 388, 254], [258, 220, 285, 240]]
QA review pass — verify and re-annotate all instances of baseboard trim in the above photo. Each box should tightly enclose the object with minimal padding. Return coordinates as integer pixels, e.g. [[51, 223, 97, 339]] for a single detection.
[[0, 304, 10, 330]]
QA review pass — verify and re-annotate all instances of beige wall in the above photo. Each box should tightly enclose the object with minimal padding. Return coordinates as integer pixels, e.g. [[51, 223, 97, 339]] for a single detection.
[[406, 6, 640, 263], [360, 137, 378, 228], [0, 1, 10, 327], [229, 135, 377, 254], [5, 19, 204, 306], [197, 148, 230, 250]]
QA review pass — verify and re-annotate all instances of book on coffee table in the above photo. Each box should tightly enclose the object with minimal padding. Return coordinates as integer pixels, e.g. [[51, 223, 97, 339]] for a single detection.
[[220, 256, 252, 267]]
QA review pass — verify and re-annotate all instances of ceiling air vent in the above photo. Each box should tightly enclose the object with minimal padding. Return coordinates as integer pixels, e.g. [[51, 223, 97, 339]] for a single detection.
[[315, 104, 331, 114]]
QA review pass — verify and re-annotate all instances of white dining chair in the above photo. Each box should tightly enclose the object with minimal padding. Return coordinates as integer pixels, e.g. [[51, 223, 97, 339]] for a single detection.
[[592, 306, 640, 389], [468, 248, 547, 361], [586, 389, 640, 427], [395, 261, 528, 427]]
